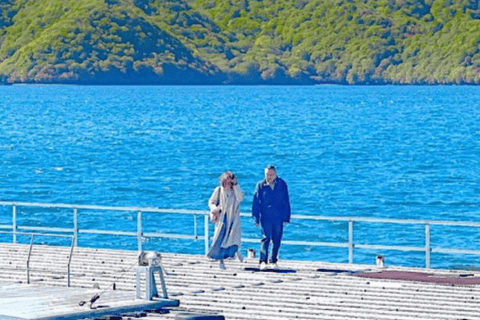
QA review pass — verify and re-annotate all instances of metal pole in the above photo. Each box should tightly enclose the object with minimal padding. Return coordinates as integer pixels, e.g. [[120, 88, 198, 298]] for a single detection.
[[204, 213, 209, 254], [73, 207, 78, 247], [348, 220, 354, 264], [194, 214, 198, 240], [12, 205, 17, 244], [27, 234, 34, 284], [137, 211, 142, 252], [425, 223, 431, 269], [67, 235, 75, 287], [158, 266, 169, 298]]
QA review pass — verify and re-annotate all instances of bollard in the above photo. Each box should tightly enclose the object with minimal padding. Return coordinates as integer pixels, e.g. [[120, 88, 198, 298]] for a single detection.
[[136, 251, 168, 300]]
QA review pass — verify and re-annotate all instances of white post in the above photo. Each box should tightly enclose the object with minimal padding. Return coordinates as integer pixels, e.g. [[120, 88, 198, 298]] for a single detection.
[[348, 220, 354, 264], [425, 223, 431, 269], [204, 213, 209, 254], [73, 207, 78, 247], [137, 211, 143, 252], [12, 205, 17, 244], [194, 213, 198, 240]]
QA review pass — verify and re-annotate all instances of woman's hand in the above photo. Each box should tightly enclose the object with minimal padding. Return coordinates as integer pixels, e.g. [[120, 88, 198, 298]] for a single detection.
[[211, 209, 221, 222]]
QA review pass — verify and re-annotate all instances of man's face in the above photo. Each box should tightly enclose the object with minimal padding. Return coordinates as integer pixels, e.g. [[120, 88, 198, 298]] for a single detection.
[[265, 169, 277, 184]]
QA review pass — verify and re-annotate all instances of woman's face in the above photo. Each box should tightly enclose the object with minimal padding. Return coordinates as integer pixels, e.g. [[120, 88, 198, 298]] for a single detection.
[[222, 175, 233, 189]]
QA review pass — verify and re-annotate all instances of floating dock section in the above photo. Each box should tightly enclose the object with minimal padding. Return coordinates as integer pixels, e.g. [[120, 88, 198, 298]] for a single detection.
[[0, 283, 178, 320]]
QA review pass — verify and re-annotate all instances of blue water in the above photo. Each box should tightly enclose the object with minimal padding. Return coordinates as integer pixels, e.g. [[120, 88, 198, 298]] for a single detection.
[[1, 85, 480, 269]]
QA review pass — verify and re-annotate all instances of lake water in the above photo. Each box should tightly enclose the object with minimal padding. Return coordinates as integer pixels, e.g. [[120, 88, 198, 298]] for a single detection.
[[1, 85, 479, 269]]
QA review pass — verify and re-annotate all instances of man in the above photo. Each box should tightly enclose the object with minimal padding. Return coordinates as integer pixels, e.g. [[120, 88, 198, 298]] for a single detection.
[[252, 165, 291, 270]]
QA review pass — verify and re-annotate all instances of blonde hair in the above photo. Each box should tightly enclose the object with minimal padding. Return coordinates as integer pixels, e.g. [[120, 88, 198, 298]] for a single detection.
[[219, 171, 233, 186]]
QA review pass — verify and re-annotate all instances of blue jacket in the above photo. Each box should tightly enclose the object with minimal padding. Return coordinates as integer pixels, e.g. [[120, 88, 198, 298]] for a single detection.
[[252, 177, 291, 225]]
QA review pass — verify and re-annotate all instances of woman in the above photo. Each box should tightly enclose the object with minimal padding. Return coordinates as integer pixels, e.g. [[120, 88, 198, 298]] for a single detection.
[[207, 171, 244, 270]]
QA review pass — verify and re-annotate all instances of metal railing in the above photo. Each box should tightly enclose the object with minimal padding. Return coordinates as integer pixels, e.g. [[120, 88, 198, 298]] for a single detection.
[[1, 201, 480, 269], [0, 230, 76, 286]]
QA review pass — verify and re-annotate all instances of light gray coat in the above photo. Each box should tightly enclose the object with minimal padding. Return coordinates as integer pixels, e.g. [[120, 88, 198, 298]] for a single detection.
[[208, 184, 244, 249]]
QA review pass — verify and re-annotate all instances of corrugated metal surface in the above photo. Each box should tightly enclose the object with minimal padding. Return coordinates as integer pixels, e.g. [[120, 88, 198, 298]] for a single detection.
[[0, 243, 479, 320]]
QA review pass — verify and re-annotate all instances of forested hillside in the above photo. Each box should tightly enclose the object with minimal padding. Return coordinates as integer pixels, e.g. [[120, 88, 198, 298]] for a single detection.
[[1, 0, 480, 85]]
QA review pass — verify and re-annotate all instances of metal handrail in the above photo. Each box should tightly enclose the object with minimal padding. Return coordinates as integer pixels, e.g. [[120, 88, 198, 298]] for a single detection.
[[3, 200, 480, 226], [1, 201, 480, 269], [27, 235, 34, 284], [6, 231, 76, 286], [67, 235, 76, 287]]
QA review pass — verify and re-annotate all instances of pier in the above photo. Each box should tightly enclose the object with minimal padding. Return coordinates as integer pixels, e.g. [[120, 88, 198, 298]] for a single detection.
[[0, 243, 479, 320]]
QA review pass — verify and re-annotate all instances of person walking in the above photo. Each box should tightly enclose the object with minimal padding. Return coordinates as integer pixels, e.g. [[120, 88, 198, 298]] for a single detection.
[[252, 165, 291, 270], [207, 171, 244, 270]]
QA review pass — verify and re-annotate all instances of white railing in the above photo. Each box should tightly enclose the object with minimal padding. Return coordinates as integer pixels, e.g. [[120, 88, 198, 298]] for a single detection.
[[1, 201, 480, 269]]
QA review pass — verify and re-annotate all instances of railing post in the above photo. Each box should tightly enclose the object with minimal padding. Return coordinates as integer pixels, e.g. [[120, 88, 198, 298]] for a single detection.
[[12, 205, 17, 244], [425, 223, 431, 269], [137, 211, 143, 252], [27, 234, 34, 284], [73, 207, 78, 247], [348, 220, 354, 264], [68, 235, 75, 287], [194, 213, 198, 240], [204, 213, 209, 254]]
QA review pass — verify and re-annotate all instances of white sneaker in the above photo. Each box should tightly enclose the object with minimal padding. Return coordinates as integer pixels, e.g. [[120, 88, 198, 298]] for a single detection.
[[259, 262, 268, 270], [271, 263, 279, 270], [219, 261, 226, 270], [236, 251, 244, 263]]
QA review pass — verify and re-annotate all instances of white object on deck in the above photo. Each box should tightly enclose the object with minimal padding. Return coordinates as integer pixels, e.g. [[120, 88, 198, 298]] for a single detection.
[[376, 255, 385, 267]]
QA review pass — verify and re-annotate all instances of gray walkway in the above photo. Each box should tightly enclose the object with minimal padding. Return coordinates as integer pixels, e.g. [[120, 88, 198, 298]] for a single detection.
[[0, 243, 479, 320], [0, 283, 178, 320]]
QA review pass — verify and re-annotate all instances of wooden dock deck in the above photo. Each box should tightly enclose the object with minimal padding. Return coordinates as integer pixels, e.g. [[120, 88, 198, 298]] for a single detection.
[[0, 243, 479, 320]]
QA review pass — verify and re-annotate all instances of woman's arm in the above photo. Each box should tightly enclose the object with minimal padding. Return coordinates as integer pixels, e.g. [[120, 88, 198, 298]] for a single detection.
[[208, 187, 222, 222], [233, 184, 244, 202]]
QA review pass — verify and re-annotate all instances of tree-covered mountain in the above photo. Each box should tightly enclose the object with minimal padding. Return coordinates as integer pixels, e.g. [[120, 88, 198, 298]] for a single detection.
[[1, 0, 480, 85]]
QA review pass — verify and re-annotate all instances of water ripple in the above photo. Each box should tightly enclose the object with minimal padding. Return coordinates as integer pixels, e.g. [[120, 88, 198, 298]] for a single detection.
[[1, 85, 480, 268]]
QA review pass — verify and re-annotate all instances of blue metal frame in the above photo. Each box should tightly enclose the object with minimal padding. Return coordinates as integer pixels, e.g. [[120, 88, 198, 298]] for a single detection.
[[1, 201, 480, 269]]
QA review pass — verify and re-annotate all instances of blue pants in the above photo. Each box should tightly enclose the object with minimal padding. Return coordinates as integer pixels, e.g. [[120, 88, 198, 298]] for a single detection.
[[260, 221, 284, 264]]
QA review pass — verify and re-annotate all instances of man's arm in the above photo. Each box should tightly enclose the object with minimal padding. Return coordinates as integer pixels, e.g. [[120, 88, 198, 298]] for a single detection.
[[252, 183, 262, 225], [282, 180, 291, 223]]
